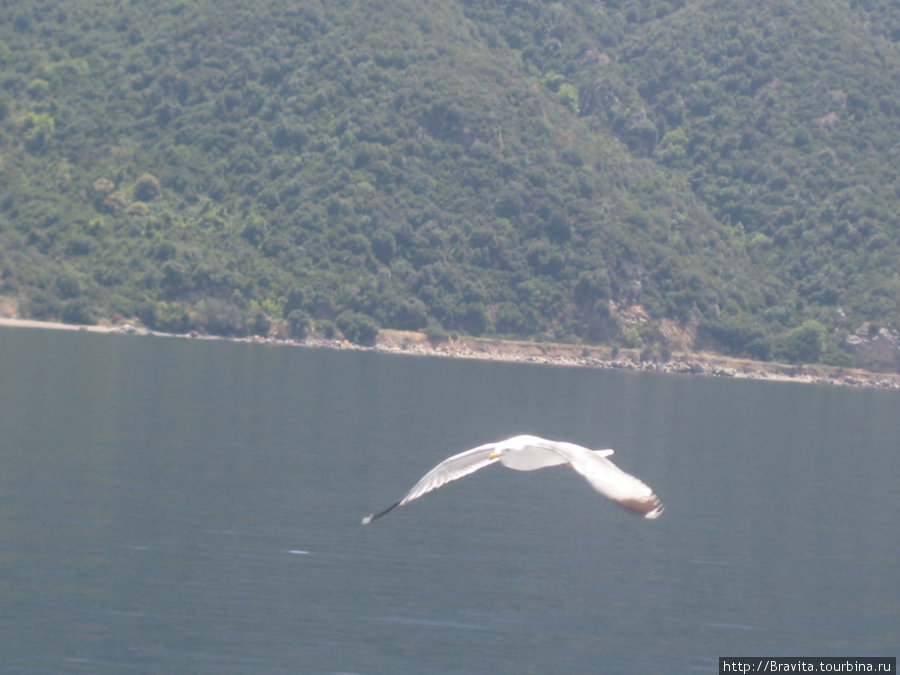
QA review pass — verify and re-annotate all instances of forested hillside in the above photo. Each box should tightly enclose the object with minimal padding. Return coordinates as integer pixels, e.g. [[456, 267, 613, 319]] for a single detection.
[[1, 0, 898, 369]]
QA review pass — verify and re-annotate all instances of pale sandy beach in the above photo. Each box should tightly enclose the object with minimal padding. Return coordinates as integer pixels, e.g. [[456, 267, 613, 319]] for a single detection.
[[1, 316, 898, 391]]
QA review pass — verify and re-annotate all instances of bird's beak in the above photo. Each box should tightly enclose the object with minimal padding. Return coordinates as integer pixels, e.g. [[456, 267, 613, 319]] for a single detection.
[[489, 450, 501, 460]]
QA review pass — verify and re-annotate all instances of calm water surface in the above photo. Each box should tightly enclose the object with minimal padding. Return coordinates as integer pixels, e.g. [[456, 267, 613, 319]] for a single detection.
[[0, 327, 897, 673]]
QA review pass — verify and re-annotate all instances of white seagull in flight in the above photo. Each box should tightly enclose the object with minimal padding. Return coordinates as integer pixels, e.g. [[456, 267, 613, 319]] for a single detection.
[[362, 434, 664, 524]]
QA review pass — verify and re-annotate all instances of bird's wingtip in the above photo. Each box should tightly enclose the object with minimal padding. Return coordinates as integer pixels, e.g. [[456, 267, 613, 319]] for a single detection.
[[361, 514, 373, 526]]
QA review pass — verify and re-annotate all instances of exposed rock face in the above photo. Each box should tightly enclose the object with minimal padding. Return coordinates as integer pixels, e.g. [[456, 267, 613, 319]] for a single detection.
[[844, 323, 900, 373]]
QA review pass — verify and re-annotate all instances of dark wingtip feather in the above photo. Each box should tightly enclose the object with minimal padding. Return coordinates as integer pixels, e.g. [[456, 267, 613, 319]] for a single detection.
[[361, 501, 401, 525]]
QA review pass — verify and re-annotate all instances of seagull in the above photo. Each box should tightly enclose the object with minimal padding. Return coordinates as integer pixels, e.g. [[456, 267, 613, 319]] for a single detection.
[[362, 434, 664, 524]]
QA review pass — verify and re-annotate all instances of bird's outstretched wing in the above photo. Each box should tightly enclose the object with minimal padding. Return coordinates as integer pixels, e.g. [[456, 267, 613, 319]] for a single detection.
[[541, 439, 664, 518], [362, 436, 663, 524], [361, 442, 499, 525]]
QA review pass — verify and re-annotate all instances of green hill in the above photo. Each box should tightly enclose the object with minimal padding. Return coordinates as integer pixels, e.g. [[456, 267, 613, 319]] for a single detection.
[[1, 0, 898, 370]]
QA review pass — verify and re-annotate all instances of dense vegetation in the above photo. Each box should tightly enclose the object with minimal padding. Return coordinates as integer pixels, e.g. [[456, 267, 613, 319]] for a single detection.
[[1, 0, 898, 369]]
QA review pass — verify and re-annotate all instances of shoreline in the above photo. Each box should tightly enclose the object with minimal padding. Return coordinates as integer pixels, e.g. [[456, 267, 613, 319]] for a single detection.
[[2, 316, 899, 391]]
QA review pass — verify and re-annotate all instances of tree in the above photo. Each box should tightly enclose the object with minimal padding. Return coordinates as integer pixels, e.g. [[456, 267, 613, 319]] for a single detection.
[[21, 112, 55, 152]]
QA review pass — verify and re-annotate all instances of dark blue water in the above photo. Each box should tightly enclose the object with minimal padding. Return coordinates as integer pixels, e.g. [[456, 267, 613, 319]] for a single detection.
[[0, 327, 897, 672]]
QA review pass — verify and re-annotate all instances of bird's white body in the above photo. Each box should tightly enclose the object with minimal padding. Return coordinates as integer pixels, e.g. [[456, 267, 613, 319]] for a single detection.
[[496, 442, 568, 470], [362, 434, 663, 524]]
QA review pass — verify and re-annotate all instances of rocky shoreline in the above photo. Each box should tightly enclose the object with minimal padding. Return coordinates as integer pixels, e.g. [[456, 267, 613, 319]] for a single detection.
[[364, 330, 900, 391], [2, 317, 899, 391]]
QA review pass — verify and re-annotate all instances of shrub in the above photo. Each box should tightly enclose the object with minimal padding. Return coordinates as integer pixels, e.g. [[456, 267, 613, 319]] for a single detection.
[[101, 191, 131, 214], [287, 309, 312, 339], [699, 317, 771, 358], [90, 178, 115, 201], [315, 319, 337, 339], [125, 201, 150, 216], [154, 302, 193, 334], [250, 311, 271, 336], [61, 299, 93, 325], [557, 83, 580, 114], [371, 229, 396, 264], [336, 310, 379, 345], [460, 303, 491, 336], [133, 173, 162, 201], [195, 299, 246, 336], [424, 320, 450, 344], [26, 78, 50, 98], [774, 320, 826, 364]]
